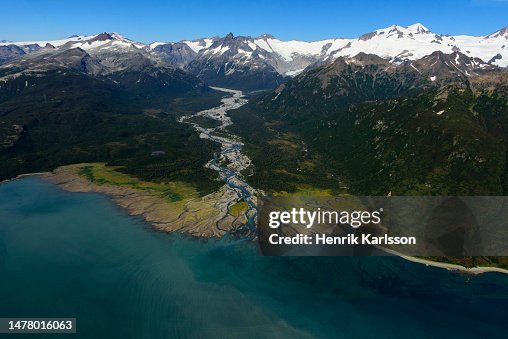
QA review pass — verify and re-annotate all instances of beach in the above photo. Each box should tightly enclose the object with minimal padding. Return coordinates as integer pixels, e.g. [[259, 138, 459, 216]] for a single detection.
[[380, 247, 508, 275], [42, 164, 246, 237]]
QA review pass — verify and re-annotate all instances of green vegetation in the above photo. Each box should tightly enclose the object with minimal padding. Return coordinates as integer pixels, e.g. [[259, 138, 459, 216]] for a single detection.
[[0, 70, 225, 196], [77, 163, 197, 202], [304, 87, 506, 195], [228, 105, 346, 195], [229, 200, 249, 218], [234, 85, 508, 196], [185, 115, 222, 128], [232, 73, 508, 269]]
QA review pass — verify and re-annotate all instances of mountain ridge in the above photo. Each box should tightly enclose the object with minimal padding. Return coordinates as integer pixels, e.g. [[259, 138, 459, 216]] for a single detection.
[[2, 23, 507, 90]]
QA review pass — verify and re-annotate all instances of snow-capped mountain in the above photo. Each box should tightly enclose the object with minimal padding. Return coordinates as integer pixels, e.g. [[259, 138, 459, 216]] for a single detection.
[[326, 23, 508, 66], [0, 32, 208, 101], [263, 50, 500, 114], [184, 33, 286, 90], [1, 23, 507, 90], [0, 34, 95, 49]]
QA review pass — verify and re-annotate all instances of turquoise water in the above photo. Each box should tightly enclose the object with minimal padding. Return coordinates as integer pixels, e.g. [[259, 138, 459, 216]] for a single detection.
[[1, 177, 508, 338]]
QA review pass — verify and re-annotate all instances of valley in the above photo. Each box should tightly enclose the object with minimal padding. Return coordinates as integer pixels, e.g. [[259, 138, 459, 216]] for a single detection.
[[45, 88, 259, 237], [179, 87, 257, 236], [2, 23, 508, 266]]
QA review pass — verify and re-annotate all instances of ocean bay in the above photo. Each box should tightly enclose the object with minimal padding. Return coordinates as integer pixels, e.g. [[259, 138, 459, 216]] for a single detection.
[[1, 177, 508, 338]]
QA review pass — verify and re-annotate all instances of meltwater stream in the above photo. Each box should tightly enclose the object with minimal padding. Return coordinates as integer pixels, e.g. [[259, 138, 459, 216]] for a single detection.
[[179, 87, 257, 236]]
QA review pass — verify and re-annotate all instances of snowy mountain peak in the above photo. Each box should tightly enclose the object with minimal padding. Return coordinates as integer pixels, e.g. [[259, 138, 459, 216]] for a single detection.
[[373, 23, 433, 38], [486, 27, 508, 39], [84, 32, 140, 47], [407, 23, 431, 34], [89, 32, 114, 42], [110, 32, 126, 40], [2, 23, 508, 85], [258, 34, 275, 39]]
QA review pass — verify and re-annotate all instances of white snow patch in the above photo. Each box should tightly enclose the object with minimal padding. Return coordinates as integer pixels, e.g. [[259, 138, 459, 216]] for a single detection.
[[237, 48, 252, 59], [410, 63, 421, 73], [254, 37, 337, 61], [285, 68, 305, 76], [0, 35, 95, 48], [247, 41, 257, 50], [149, 42, 167, 49], [183, 38, 214, 53]]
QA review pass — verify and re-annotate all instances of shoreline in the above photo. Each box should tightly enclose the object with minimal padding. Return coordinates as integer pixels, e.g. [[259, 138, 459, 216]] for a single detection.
[[3, 166, 245, 238], [0, 172, 51, 185], [3, 171, 508, 275], [380, 247, 508, 276]]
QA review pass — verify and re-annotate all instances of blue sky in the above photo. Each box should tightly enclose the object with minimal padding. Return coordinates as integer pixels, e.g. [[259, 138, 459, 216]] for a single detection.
[[2, 0, 507, 42]]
